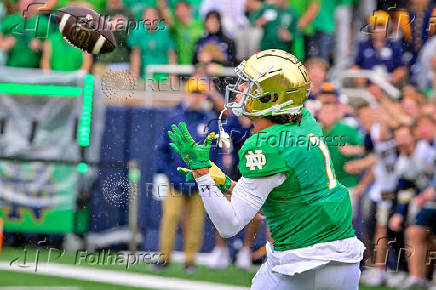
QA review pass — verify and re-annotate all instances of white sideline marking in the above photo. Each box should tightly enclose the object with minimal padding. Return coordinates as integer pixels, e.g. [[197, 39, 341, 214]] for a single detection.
[[0, 262, 249, 290]]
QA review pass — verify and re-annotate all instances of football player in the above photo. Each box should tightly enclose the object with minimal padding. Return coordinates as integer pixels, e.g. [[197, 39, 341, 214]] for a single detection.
[[168, 49, 365, 289]]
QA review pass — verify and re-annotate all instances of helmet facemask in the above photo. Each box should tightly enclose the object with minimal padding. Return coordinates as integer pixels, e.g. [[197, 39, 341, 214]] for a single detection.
[[225, 60, 270, 117]]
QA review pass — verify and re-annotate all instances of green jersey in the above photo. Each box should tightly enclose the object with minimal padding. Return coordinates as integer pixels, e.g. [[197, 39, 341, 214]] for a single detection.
[[323, 122, 363, 188], [289, 0, 320, 35], [171, 18, 203, 64], [0, 14, 49, 68], [127, 24, 175, 80], [48, 32, 83, 71], [249, 4, 299, 54], [238, 108, 355, 251], [313, 0, 340, 33]]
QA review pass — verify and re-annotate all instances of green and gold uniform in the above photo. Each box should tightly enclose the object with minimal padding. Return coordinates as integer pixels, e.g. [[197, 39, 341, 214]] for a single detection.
[[238, 108, 355, 251]]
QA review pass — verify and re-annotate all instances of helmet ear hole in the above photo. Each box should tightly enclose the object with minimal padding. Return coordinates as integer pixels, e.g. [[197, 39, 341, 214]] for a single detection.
[[260, 94, 271, 103]]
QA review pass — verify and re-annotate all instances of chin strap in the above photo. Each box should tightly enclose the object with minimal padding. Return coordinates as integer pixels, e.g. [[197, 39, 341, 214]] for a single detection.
[[216, 108, 231, 150]]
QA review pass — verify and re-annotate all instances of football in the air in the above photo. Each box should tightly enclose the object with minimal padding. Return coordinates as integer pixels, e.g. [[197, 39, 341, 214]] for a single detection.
[[55, 6, 116, 54]]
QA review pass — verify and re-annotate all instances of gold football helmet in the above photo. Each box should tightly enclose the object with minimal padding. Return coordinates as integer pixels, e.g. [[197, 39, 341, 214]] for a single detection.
[[225, 49, 311, 117]]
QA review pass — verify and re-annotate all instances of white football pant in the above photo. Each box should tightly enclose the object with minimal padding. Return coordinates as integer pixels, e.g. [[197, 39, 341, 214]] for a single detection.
[[251, 259, 361, 290]]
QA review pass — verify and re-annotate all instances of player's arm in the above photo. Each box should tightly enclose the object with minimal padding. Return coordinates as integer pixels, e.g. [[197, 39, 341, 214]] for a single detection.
[[157, 0, 175, 28], [193, 169, 285, 238], [0, 33, 16, 51], [130, 48, 141, 79], [41, 39, 51, 71], [81, 52, 93, 72], [168, 122, 284, 237], [297, 1, 320, 30]]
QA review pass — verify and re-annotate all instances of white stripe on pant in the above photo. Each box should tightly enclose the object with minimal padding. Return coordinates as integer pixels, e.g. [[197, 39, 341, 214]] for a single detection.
[[251, 259, 361, 290]]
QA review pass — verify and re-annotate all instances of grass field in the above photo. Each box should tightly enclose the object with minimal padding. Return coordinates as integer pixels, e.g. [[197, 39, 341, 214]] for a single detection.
[[0, 247, 393, 289], [0, 270, 155, 290]]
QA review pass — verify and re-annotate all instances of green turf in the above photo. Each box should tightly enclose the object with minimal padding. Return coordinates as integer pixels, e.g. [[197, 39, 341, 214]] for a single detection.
[[0, 247, 393, 289], [0, 247, 255, 286], [0, 270, 154, 290]]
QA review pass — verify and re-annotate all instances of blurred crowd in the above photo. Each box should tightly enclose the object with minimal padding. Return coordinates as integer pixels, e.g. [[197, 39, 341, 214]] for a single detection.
[[1, 0, 436, 288]]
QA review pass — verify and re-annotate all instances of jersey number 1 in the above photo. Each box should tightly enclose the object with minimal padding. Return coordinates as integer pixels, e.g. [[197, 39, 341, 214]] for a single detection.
[[308, 133, 337, 190]]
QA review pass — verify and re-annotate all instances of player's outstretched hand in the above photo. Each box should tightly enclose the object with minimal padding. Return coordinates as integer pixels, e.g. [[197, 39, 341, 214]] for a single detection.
[[168, 122, 214, 169]]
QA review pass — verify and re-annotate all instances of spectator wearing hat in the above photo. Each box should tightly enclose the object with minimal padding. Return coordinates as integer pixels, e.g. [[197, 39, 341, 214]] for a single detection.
[[352, 10, 406, 86], [152, 78, 221, 273], [315, 82, 354, 118], [395, 0, 436, 68], [316, 82, 340, 103]]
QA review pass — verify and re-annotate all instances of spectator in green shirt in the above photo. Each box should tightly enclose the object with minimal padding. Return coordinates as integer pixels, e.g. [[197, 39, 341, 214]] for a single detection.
[[41, 31, 92, 71], [122, 0, 156, 20], [317, 102, 364, 216], [128, 7, 177, 80], [312, 0, 348, 62], [249, 0, 299, 54], [94, 0, 134, 74], [55, 0, 107, 13], [158, 0, 204, 65], [0, 0, 49, 68], [168, 0, 202, 20], [289, 0, 320, 60]]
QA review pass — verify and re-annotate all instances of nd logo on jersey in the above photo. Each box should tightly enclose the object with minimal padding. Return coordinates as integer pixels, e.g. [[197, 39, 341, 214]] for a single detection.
[[245, 150, 266, 170]]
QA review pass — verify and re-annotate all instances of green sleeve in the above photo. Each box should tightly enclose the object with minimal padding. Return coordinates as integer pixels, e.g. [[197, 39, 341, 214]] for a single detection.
[[238, 135, 288, 178], [338, 0, 353, 5], [166, 29, 176, 51], [0, 15, 15, 35], [35, 15, 49, 39], [348, 127, 363, 146], [248, 4, 266, 25], [293, 33, 304, 60], [289, 9, 303, 58], [127, 29, 139, 48]]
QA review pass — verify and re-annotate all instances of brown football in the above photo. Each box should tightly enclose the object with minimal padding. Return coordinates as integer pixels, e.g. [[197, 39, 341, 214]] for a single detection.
[[55, 6, 116, 54]]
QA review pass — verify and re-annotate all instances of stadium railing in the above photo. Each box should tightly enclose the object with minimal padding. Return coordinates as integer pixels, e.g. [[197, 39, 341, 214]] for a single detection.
[[144, 65, 399, 108]]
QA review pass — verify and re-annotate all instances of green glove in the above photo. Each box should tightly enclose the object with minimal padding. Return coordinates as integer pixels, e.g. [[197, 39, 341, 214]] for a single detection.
[[168, 122, 213, 169], [177, 162, 233, 194], [177, 167, 195, 182]]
